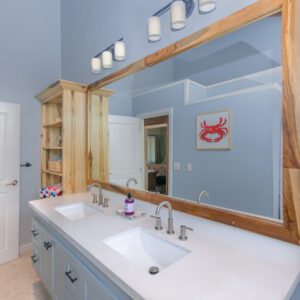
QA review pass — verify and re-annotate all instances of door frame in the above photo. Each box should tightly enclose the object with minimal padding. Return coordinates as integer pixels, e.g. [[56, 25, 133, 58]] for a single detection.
[[137, 108, 173, 196]]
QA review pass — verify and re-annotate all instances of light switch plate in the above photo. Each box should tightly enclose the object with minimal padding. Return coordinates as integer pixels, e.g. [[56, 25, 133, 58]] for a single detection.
[[174, 162, 180, 171], [187, 162, 192, 171]]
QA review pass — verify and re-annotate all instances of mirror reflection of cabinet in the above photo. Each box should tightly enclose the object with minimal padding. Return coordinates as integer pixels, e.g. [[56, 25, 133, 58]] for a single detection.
[[88, 89, 114, 183]]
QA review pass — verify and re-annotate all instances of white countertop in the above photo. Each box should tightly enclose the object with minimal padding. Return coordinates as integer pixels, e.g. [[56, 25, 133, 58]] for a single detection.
[[29, 190, 300, 300]]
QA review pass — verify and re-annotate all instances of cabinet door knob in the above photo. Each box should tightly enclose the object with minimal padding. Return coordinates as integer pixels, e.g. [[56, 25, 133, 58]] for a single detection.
[[43, 241, 52, 250], [31, 255, 39, 264], [65, 271, 78, 283], [31, 230, 39, 237]]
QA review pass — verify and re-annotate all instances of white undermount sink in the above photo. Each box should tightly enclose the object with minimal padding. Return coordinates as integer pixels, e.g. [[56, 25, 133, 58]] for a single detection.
[[54, 203, 99, 220], [104, 227, 191, 272]]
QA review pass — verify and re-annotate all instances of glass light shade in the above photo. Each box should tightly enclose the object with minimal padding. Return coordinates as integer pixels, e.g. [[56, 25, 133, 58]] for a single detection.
[[91, 57, 101, 73], [148, 16, 161, 42], [171, 0, 186, 30], [199, 0, 216, 13], [102, 51, 113, 69], [114, 41, 126, 61]]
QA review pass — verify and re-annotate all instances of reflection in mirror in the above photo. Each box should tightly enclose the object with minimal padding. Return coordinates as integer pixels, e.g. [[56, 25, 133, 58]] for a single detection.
[[91, 14, 283, 220]]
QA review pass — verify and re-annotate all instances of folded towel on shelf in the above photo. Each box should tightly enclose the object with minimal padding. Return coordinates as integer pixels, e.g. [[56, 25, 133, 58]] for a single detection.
[[39, 183, 63, 199]]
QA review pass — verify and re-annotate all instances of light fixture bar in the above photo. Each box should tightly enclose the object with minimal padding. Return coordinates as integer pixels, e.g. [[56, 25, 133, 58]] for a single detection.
[[153, 0, 194, 18], [94, 37, 124, 59]]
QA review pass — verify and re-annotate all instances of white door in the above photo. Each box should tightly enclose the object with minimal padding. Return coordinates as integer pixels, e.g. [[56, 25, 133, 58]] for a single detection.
[[0, 102, 20, 265], [109, 115, 144, 189]]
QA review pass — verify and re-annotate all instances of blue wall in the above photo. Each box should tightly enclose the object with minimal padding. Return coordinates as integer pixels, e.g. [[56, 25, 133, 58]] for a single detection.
[[0, 0, 61, 245], [60, 0, 257, 83], [132, 82, 282, 218]]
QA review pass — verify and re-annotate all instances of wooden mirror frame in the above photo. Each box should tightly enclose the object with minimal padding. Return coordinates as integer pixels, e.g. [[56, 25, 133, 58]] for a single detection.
[[87, 0, 300, 244]]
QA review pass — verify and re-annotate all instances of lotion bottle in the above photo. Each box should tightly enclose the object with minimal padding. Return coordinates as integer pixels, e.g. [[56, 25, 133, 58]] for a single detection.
[[124, 193, 135, 216]]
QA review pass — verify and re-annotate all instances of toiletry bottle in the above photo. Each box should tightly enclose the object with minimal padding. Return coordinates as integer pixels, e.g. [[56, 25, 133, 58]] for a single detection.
[[124, 193, 135, 216]]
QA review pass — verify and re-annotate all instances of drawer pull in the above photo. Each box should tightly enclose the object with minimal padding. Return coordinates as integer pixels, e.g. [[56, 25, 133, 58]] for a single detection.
[[43, 241, 52, 250], [65, 271, 78, 283], [31, 230, 39, 237], [31, 255, 39, 264]]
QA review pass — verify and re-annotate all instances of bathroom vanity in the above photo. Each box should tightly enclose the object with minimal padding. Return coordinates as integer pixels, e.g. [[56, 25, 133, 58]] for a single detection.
[[29, 190, 300, 300], [32, 1, 300, 299]]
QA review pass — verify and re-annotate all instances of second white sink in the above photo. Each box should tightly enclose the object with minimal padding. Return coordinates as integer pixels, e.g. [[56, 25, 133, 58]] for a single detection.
[[104, 227, 191, 272], [54, 203, 99, 220]]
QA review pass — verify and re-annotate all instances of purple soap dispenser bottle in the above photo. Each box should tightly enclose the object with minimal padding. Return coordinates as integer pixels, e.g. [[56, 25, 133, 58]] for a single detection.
[[124, 193, 135, 216]]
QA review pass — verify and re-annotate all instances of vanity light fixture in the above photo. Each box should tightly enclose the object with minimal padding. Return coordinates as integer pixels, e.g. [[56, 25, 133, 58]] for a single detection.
[[102, 51, 113, 69], [114, 41, 126, 61], [171, 0, 186, 30], [148, 16, 162, 42], [198, 0, 216, 13], [91, 38, 125, 73], [148, 0, 195, 42], [91, 57, 102, 74]]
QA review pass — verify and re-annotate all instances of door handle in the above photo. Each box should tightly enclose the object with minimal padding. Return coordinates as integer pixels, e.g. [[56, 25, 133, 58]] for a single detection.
[[6, 180, 18, 186]]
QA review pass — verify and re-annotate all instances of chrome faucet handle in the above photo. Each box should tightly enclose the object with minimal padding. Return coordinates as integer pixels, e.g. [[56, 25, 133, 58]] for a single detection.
[[98, 192, 104, 206], [151, 215, 163, 230], [103, 198, 110, 208], [91, 194, 97, 204], [179, 225, 193, 241], [167, 217, 175, 235]]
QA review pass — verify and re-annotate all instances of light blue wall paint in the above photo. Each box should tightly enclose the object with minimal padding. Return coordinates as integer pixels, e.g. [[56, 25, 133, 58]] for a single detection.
[[107, 15, 281, 114], [173, 16, 281, 85], [108, 59, 174, 116], [132, 83, 282, 218], [61, 0, 257, 83], [0, 0, 61, 245]]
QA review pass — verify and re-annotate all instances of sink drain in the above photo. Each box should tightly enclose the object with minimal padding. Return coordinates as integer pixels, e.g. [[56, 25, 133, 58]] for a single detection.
[[149, 266, 159, 275]]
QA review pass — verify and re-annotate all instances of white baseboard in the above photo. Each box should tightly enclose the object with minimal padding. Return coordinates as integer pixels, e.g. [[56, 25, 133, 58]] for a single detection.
[[20, 242, 32, 255]]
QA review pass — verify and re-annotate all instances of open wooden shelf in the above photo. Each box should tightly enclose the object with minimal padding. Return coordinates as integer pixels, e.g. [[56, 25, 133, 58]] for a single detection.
[[37, 80, 88, 194], [43, 120, 62, 128], [42, 169, 63, 177], [43, 147, 63, 150]]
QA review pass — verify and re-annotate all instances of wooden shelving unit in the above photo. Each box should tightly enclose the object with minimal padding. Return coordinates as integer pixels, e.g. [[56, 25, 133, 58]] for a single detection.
[[43, 120, 63, 128], [36, 80, 88, 194], [42, 169, 63, 177]]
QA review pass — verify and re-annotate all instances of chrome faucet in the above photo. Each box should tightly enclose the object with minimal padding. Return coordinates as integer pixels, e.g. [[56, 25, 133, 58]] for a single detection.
[[87, 183, 104, 206], [154, 201, 175, 234], [197, 191, 210, 204], [126, 177, 137, 187]]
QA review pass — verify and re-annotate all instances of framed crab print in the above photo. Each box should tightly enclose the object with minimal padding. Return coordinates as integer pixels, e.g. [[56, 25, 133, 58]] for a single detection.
[[196, 110, 231, 150]]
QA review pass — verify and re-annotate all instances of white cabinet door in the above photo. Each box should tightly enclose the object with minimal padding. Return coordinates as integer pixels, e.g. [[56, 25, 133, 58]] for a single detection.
[[64, 251, 85, 300], [109, 115, 144, 189], [31, 245, 41, 275], [41, 229, 54, 293], [52, 239, 65, 300], [86, 271, 117, 300], [0, 102, 20, 265]]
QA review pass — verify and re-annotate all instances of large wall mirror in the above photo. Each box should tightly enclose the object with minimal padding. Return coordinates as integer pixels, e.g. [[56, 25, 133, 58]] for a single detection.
[[91, 14, 283, 220], [88, 0, 300, 244]]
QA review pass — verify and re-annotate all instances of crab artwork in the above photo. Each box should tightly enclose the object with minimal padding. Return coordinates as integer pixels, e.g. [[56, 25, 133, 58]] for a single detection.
[[199, 117, 228, 143], [196, 110, 231, 150]]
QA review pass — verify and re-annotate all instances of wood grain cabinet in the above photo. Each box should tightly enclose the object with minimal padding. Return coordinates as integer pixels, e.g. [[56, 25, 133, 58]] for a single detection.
[[36, 80, 88, 194]]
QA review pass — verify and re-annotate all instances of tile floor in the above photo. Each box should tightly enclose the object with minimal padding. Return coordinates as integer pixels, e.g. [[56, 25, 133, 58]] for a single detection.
[[0, 251, 51, 300]]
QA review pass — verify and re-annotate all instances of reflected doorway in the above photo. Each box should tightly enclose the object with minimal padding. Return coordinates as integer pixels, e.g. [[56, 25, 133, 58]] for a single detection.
[[144, 115, 169, 195]]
